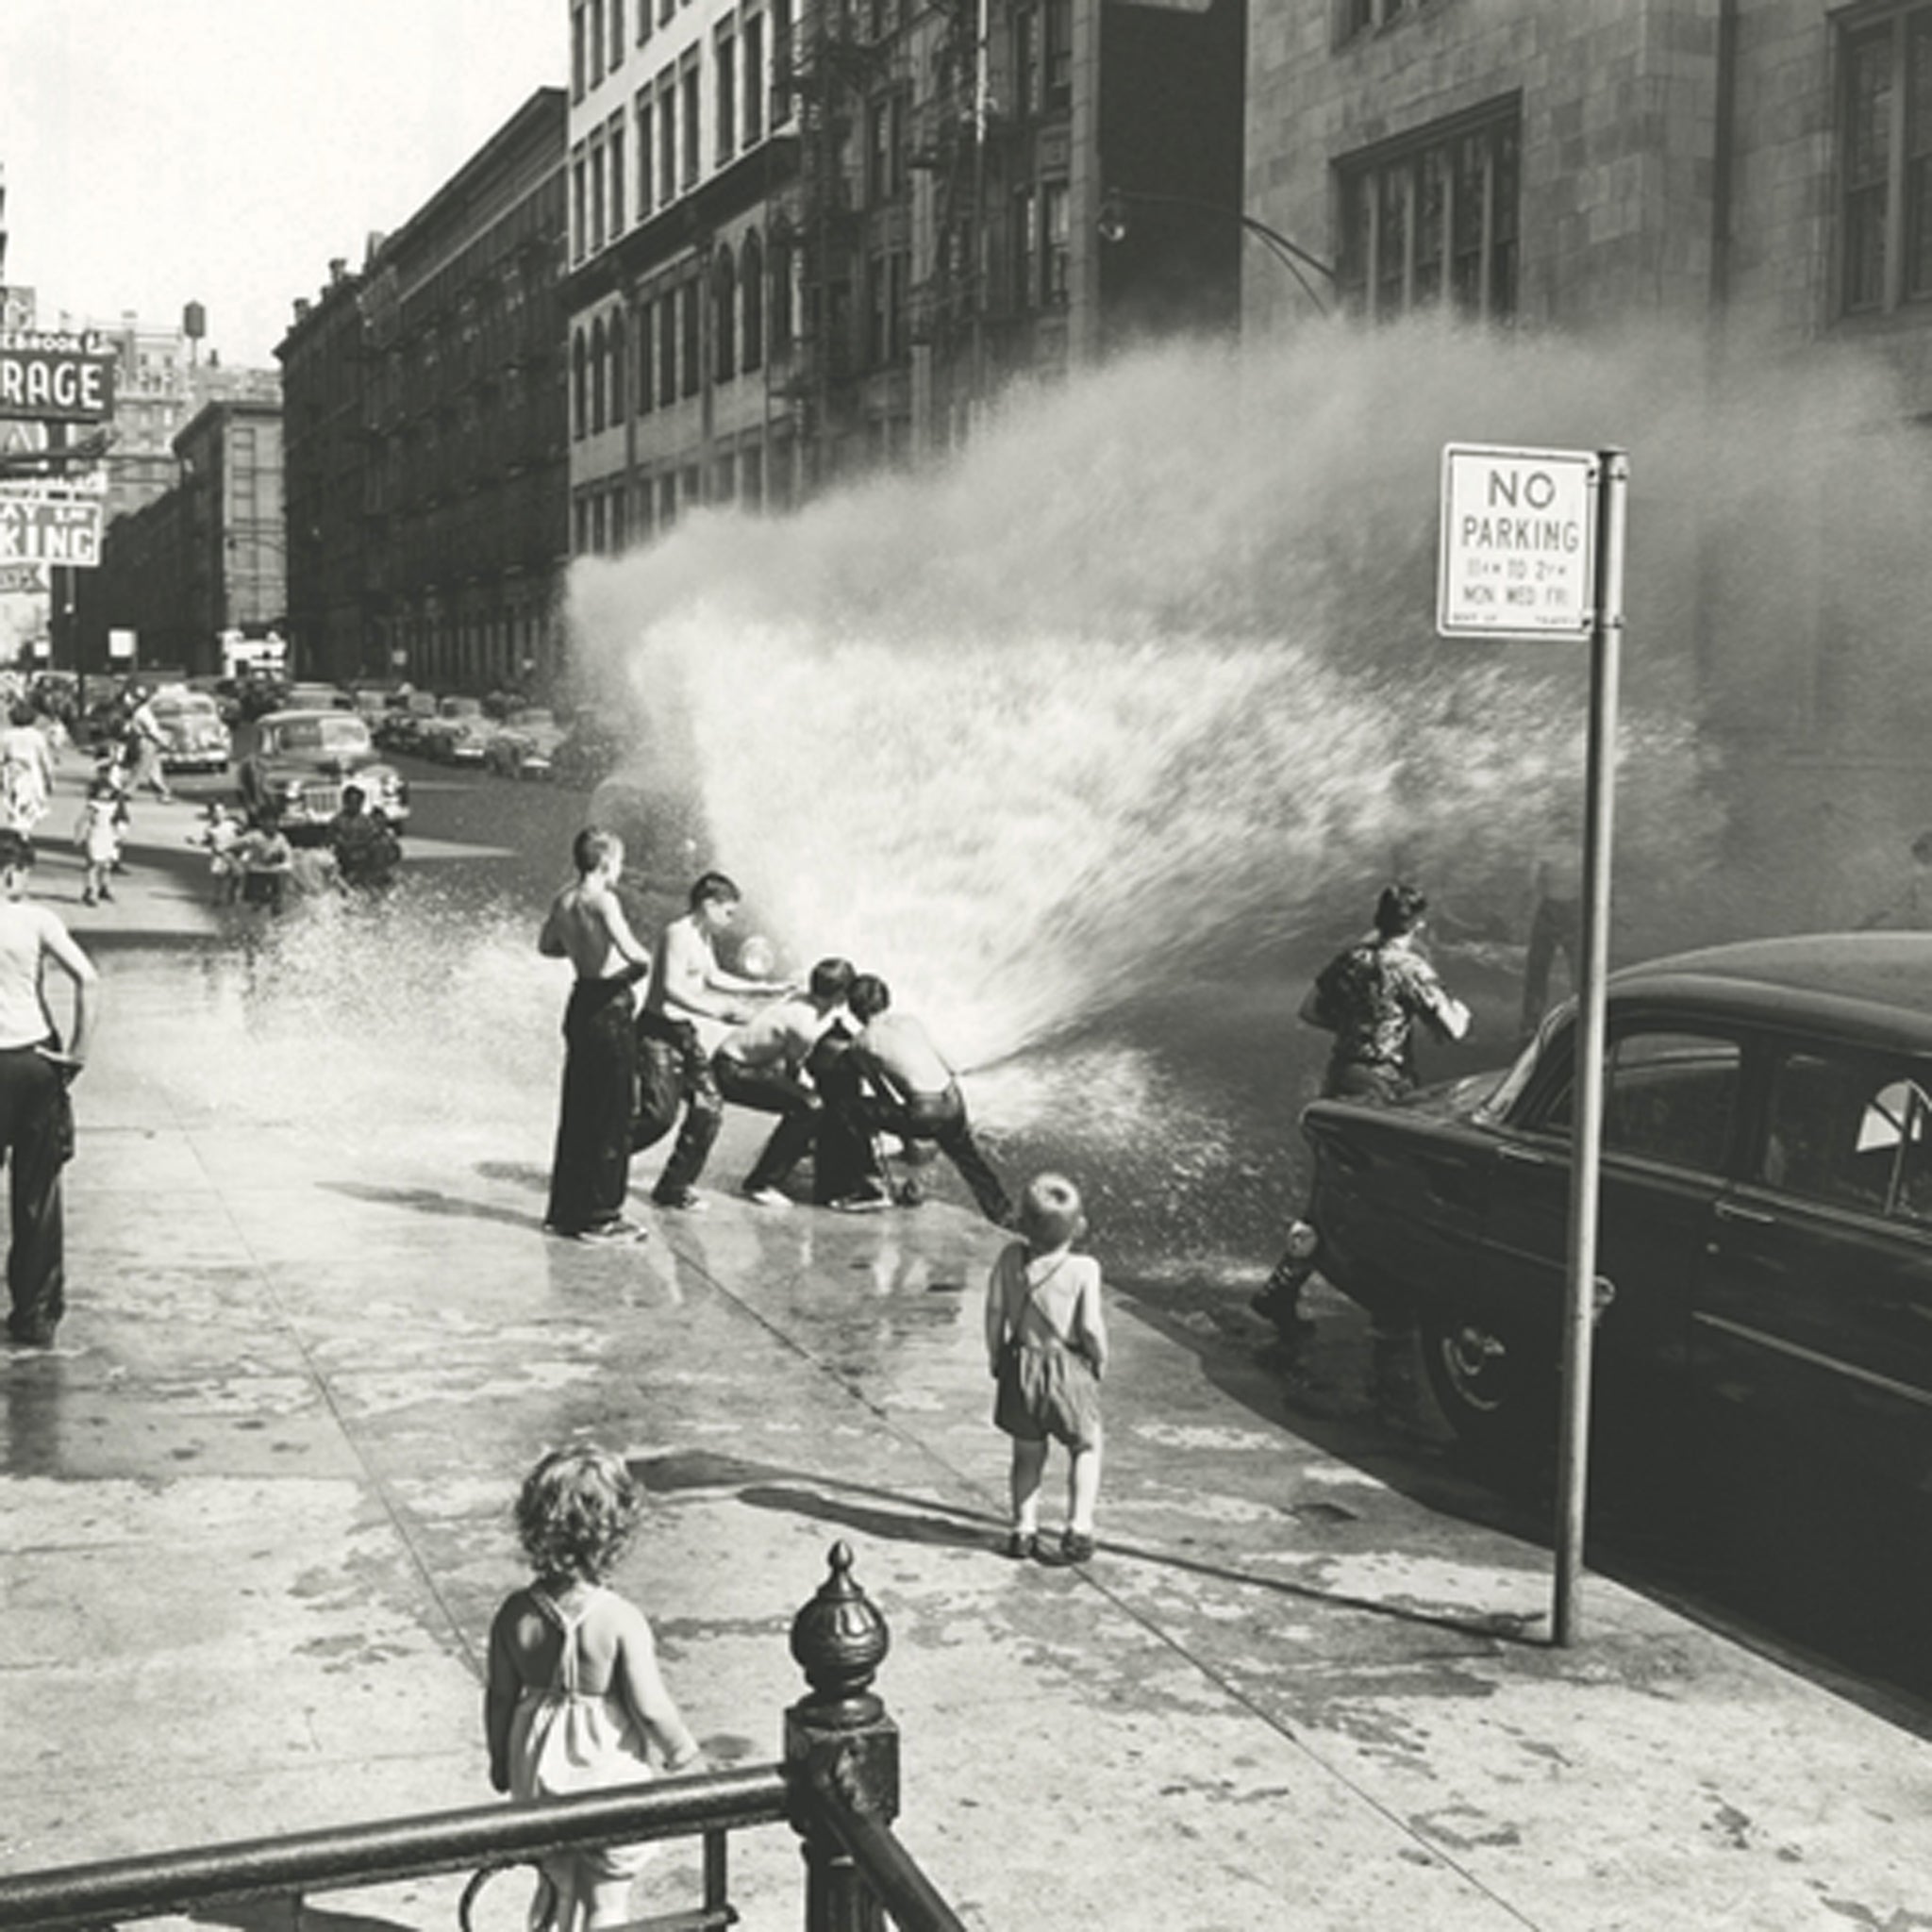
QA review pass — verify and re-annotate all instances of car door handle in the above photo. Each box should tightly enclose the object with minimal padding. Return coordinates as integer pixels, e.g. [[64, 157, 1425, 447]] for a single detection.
[[1713, 1199, 1775, 1226], [1497, 1143, 1547, 1167]]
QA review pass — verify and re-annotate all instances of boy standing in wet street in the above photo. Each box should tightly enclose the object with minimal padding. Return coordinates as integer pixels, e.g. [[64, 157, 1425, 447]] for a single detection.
[[0, 830, 100, 1348], [541, 828, 652, 1245]]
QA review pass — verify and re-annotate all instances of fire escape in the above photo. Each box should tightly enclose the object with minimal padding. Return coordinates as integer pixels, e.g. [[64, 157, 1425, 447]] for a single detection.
[[773, 8, 892, 479]]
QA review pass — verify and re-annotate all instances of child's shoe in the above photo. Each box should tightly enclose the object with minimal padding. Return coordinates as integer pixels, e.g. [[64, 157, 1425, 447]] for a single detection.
[[80, 891, 95, 907], [1058, 1529, 1096, 1565], [1002, 1529, 1038, 1561]]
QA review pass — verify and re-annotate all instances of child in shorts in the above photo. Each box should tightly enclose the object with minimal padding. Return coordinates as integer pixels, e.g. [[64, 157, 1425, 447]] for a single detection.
[[985, 1172, 1109, 1564], [73, 773, 122, 906], [484, 1442, 705, 1932]]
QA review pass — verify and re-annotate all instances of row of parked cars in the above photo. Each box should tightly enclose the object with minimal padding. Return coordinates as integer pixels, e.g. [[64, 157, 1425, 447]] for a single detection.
[[367, 691, 624, 788]]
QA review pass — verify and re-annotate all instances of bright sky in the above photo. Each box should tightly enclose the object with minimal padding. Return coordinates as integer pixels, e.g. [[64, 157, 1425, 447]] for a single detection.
[[3, 0, 564, 370]]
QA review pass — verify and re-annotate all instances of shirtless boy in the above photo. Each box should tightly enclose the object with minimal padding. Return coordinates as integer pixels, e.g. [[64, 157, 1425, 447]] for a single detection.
[[827, 974, 1012, 1224], [634, 872, 778, 1209], [540, 827, 653, 1243]]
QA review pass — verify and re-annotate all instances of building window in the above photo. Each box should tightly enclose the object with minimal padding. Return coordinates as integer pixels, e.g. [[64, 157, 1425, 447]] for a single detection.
[[681, 58, 702, 187], [716, 25, 738, 163], [639, 0, 653, 46], [638, 302, 655, 413], [591, 315, 608, 430], [1011, 185, 1037, 309], [659, 0, 674, 29], [1335, 0, 1409, 46], [1336, 103, 1518, 323], [637, 93, 654, 214], [770, 226, 794, 351], [1043, 0, 1070, 111], [1013, 8, 1038, 120], [743, 12, 765, 143], [609, 0, 625, 67], [610, 115, 627, 232], [772, 0, 794, 125], [1838, 8, 1932, 313], [658, 77, 677, 207], [714, 248, 738, 380], [573, 2, 588, 99], [572, 327, 589, 438], [742, 228, 765, 370], [680, 281, 701, 396], [590, 130, 608, 249], [1042, 179, 1069, 304], [571, 149, 589, 262], [591, 0, 607, 84], [868, 100, 891, 207], [658, 291, 677, 404], [659, 472, 678, 528], [609, 308, 627, 420]]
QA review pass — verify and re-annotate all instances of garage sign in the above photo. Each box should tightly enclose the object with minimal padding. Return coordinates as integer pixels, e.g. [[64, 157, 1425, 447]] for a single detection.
[[0, 332, 117, 424], [1438, 443, 1599, 639]]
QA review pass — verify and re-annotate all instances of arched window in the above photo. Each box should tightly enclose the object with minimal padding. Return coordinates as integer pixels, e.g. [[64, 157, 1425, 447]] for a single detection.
[[590, 316, 608, 432], [608, 308, 627, 421], [712, 247, 738, 384], [571, 327, 589, 439], [769, 225, 794, 356], [638, 302, 655, 415], [741, 229, 765, 374]]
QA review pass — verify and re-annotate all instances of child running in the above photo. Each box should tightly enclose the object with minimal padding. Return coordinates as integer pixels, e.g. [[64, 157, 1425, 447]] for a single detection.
[[73, 772, 122, 906], [485, 1442, 705, 1932], [985, 1172, 1109, 1565]]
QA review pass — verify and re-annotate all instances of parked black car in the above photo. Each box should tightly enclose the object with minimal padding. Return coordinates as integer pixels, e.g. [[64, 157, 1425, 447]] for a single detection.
[[1293, 933, 1932, 1524]]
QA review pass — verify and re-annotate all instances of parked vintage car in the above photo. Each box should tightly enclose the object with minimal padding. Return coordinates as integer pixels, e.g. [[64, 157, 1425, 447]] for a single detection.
[[482, 706, 565, 780], [419, 694, 493, 765], [1293, 932, 1932, 1519], [150, 688, 232, 774], [376, 691, 440, 753], [236, 708, 410, 841]]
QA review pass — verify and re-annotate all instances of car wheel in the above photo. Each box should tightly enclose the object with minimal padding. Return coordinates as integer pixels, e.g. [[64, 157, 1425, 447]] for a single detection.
[[1421, 1304, 1551, 1458]]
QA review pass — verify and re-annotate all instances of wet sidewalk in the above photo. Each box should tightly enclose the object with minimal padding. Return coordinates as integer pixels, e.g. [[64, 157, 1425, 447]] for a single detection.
[[3, 781, 1930, 1931]]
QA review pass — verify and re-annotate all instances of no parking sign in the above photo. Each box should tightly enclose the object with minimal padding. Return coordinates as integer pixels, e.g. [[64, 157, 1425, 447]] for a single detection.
[[1438, 443, 1599, 639]]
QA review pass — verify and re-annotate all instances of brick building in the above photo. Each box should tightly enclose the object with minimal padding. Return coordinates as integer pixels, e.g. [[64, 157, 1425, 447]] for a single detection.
[[279, 90, 569, 693], [562, 0, 1244, 556], [82, 397, 284, 675]]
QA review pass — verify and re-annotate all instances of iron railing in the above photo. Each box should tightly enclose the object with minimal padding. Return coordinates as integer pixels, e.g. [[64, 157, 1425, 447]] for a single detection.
[[0, 1542, 966, 1932]]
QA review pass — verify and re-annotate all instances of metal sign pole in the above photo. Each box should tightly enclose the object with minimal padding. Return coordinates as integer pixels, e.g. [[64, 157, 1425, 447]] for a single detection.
[[1552, 448, 1628, 1646]]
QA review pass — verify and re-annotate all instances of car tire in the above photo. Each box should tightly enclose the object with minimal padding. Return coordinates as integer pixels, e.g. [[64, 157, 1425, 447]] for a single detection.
[[1420, 1303, 1553, 1459]]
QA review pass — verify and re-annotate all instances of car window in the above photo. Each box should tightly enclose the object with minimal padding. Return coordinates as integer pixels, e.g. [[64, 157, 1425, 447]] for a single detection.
[[1533, 1028, 1740, 1173], [1761, 1051, 1932, 1222], [274, 718, 371, 754]]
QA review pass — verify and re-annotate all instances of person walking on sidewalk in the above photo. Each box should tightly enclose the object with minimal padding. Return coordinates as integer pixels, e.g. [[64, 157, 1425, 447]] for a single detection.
[[0, 701, 56, 851], [124, 686, 175, 806], [710, 958, 855, 1208], [541, 827, 652, 1244], [0, 829, 100, 1348], [987, 1173, 1108, 1566], [634, 871, 774, 1211], [485, 1442, 705, 1932]]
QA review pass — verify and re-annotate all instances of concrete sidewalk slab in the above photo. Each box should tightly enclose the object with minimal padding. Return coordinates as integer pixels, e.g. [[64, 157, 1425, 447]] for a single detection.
[[1, 801, 1929, 1930]]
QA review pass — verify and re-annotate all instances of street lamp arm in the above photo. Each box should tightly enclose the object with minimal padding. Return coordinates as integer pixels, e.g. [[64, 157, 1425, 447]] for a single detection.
[[1097, 187, 1339, 315]]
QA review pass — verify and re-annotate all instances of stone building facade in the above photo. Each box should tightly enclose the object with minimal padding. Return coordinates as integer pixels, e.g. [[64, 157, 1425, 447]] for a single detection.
[[1241, 0, 1932, 922]]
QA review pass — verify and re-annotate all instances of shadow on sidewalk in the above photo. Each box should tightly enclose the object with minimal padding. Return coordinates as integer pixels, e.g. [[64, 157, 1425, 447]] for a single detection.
[[632, 1450, 1546, 1646], [319, 1180, 542, 1232]]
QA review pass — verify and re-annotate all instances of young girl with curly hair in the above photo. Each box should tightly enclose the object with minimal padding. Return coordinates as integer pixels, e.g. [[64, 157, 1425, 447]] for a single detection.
[[485, 1442, 704, 1932]]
